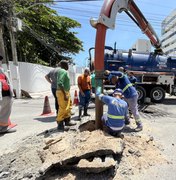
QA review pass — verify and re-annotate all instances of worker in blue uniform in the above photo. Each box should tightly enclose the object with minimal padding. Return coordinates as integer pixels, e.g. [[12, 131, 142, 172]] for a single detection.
[[97, 88, 128, 137], [108, 71, 143, 132], [128, 71, 137, 87]]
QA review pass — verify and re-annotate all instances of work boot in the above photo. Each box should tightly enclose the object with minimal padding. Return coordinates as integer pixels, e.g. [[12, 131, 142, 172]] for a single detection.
[[135, 122, 143, 132], [125, 118, 131, 125], [57, 121, 64, 132], [57, 121, 69, 131], [77, 109, 82, 120], [0, 126, 16, 134], [7, 129, 17, 133], [109, 130, 124, 138], [111, 132, 124, 139], [83, 107, 90, 116], [64, 117, 76, 126]]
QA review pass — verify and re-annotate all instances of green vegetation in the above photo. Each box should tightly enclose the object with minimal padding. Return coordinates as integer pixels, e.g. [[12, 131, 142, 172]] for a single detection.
[[0, 0, 83, 66]]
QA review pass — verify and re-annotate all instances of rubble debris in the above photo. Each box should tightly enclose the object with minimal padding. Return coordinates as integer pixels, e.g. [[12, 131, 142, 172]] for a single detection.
[[0, 123, 167, 180], [39, 130, 124, 177], [113, 134, 166, 179], [0, 171, 10, 179], [146, 136, 154, 143]]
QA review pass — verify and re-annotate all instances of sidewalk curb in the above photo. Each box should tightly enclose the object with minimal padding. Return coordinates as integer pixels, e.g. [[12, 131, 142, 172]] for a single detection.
[[29, 85, 78, 99]]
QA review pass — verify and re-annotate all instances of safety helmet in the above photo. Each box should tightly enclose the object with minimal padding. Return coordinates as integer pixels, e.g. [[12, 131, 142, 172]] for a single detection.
[[112, 88, 123, 95]]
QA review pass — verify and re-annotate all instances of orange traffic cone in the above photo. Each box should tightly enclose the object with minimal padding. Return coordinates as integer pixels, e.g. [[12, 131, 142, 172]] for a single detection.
[[41, 96, 53, 116], [73, 90, 79, 106], [7, 118, 17, 129]]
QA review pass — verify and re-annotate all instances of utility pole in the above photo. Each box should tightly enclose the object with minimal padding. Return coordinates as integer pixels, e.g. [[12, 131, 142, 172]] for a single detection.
[[0, 19, 12, 83], [8, 9, 21, 98], [0, 19, 6, 64], [6, 1, 49, 99]]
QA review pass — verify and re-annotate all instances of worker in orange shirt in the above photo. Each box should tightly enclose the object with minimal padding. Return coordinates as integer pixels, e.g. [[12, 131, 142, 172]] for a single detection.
[[77, 68, 91, 120]]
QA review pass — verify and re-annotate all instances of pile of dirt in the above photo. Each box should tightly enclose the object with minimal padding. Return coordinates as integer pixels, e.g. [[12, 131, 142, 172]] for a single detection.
[[0, 123, 166, 180], [114, 133, 167, 179]]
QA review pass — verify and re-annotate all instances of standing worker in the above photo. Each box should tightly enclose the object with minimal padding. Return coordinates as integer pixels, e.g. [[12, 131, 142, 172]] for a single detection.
[[45, 64, 60, 115], [56, 60, 75, 131], [0, 55, 15, 133], [108, 71, 143, 132], [97, 88, 128, 137], [77, 68, 91, 120]]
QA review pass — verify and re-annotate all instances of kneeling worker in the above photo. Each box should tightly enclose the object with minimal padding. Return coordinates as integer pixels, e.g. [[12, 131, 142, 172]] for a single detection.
[[97, 88, 128, 137]]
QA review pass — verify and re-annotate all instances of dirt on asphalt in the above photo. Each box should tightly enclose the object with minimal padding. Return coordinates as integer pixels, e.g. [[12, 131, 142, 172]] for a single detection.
[[1, 96, 176, 180], [0, 122, 166, 180]]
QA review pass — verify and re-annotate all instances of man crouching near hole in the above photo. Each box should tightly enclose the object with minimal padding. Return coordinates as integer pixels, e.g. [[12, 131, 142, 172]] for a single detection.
[[97, 88, 128, 138]]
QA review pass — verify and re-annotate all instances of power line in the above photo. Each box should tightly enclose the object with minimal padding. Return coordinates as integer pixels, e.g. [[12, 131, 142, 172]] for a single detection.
[[51, 1, 175, 20], [18, 0, 173, 25], [52, 6, 174, 28], [135, 0, 175, 10], [38, 0, 102, 3], [52, 5, 176, 28], [22, 22, 61, 55], [52, 5, 174, 19]]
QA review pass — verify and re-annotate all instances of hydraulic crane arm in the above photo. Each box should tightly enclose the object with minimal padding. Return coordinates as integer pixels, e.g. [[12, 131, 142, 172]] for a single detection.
[[127, 0, 161, 50], [90, 0, 162, 52]]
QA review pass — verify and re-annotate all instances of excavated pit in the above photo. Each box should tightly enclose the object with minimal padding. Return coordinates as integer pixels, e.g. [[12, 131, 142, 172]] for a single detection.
[[139, 105, 170, 118], [37, 129, 124, 179]]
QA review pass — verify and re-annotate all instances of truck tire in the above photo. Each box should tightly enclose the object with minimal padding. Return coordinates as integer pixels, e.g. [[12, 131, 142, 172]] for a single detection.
[[136, 86, 146, 103], [150, 87, 165, 103]]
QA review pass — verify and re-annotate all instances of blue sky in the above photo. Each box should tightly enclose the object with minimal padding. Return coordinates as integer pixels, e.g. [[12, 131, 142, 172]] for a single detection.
[[51, 0, 176, 66]]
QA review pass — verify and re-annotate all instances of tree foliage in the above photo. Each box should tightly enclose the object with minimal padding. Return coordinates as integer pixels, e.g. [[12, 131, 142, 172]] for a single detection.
[[0, 0, 83, 66], [0, 0, 13, 18]]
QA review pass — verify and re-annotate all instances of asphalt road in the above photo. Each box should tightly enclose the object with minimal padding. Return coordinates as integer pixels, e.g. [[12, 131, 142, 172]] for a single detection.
[[0, 91, 176, 179], [0, 86, 79, 155], [130, 95, 176, 180]]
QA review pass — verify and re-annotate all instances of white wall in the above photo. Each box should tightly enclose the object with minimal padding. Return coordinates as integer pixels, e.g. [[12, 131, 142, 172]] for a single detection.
[[2, 62, 83, 93], [132, 39, 151, 53]]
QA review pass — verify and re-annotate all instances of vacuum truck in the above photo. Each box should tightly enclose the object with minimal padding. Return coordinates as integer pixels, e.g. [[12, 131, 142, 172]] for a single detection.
[[89, 46, 176, 103], [103, 47, 176, 103]]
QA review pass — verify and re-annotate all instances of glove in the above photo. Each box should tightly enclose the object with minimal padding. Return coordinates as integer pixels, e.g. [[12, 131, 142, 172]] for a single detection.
[[96, 86, 102, 96], [104, 70, 110, 76], [98, 94, 104, 100]]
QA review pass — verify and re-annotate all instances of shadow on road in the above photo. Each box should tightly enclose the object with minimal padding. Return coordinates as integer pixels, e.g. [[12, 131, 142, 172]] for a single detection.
[[123, 126, 137, 133], [34, 116, 56, 123], [37, 127, 59, 138], [162, 98, 176, 105]]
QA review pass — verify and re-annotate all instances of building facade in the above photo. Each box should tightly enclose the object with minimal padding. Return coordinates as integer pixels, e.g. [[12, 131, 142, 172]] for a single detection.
[[161, 9, 176, 56], [132, 39, 151, 53]]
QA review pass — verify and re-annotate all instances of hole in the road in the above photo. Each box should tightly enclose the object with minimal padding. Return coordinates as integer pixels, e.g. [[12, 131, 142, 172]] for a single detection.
[[79, 120, 96, 132]]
